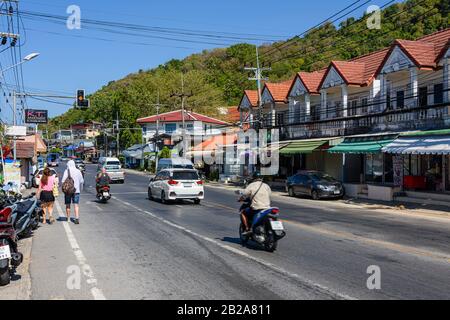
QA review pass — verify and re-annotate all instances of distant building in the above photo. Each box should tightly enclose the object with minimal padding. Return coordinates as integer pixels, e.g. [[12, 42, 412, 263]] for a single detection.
[[70, 121, 102, 139]]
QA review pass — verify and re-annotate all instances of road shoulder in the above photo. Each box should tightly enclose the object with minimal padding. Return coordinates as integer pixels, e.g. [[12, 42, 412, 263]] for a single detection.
[[0, 237, 32, 300]]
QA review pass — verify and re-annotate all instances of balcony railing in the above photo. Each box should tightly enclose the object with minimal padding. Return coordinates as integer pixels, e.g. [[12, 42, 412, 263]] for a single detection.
[[252, 83, 449, 141]]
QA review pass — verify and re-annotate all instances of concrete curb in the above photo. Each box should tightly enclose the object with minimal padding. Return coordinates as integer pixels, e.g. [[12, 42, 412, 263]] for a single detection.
[[0, 237, 33, 300]]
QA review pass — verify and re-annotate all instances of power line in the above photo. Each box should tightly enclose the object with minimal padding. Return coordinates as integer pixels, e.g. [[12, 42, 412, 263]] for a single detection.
[[259, 0, 374, 60]]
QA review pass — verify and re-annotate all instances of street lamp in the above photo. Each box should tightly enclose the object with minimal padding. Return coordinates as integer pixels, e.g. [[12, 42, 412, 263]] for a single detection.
[[0, 52, 41, 161], [0, 52, 40, 76]]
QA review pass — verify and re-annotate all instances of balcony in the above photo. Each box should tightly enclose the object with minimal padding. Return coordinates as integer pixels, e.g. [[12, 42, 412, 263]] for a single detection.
[[254, 83, 449, 141]]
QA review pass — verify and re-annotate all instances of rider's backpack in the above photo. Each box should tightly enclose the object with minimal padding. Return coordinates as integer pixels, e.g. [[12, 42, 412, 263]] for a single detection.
[[62, 170, 76, 195]]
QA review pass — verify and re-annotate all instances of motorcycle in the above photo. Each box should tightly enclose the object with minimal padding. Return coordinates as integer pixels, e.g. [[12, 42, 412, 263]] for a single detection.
[[96, 185, 111, 203], [0, 203, 23, 286], [9, 193, 41, 238], [235, 190, 286, 252]]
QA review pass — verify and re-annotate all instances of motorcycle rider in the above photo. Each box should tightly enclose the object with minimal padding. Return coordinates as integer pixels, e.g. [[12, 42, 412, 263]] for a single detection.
[[95, 167, 111, 196], [240, 172, 272, 236]]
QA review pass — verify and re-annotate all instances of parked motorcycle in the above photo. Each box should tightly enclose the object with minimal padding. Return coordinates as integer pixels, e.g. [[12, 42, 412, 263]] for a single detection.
[[0, 205, 23, 286], [9, 193, 41, 238], [96, 185, 111, 203], [235, 190, 286, 252]]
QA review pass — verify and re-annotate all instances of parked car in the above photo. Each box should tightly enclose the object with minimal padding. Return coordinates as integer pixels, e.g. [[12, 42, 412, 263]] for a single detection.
[[286, 171, 344, 200], [47, 153, 60, 167], [157, 158, 194, 172], [148, 169, 204, 204], [98, 157, 125, 184], [74, 158, 85, 170], [32, 168, 58, 188], [37, 157, 45, 170]]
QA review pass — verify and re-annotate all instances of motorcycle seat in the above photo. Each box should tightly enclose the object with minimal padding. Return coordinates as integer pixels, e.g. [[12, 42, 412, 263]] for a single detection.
[[16, 200, 35, 214]]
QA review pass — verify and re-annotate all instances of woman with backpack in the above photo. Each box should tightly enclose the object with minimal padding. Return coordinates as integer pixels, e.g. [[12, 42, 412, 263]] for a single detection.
[[61, 160, 84, 224], [37, 167, 58, 224]]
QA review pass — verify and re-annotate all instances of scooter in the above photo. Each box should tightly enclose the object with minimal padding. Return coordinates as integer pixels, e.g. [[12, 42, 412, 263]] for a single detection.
[[0, 206, 23, 286], [96, 185, 111, 203], [9, 193, 41, 238], [235, 190, 286, 252]]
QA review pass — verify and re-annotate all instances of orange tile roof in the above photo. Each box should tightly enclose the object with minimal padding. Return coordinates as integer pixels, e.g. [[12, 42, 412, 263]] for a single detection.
[[264, 79, 293, 103], [375, 28, 450, 76], [225, 106, 241, 122], [293, 70, 326, 94], [244, 90, 259, 107], [192, 133, 238, 152]]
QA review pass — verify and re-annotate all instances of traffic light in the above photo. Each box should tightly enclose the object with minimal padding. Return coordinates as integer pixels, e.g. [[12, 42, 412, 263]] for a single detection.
[[76, 89, 89, 108]]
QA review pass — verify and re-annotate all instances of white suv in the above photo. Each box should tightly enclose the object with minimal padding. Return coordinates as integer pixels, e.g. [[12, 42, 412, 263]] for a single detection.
[[148, 169, 204, 204]]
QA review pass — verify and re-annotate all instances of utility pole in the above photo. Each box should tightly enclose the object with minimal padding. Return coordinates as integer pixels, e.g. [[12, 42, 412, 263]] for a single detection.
[[171, 74, 193, 159], [12, 90, 16, 161], [244, 46, 271, 174], [116, 111, 120, 157], [245, 46, 271, 127]]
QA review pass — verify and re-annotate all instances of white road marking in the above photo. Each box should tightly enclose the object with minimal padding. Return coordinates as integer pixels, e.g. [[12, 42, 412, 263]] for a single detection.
[[94, 205, 103, 211], [112, 196, 355, 300], [55, 201, 106, 300]]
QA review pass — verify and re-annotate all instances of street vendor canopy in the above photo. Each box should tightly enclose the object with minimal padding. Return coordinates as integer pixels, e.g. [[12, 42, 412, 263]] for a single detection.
[[328, 135, 397, 154], [279, 139, 328, 155], [382, 135, 450, 155]]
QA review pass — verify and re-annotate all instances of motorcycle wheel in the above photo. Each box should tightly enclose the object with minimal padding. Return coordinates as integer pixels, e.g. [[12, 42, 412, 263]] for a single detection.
[[239, 223, 249, 246], [31, 218, 39, 230], [0, 267, 10, 286], [264, 230, 278, 252]]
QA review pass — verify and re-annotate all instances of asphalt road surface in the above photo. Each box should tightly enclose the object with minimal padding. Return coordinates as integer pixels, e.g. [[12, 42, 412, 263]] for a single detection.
[[27, 164, 450, 300]]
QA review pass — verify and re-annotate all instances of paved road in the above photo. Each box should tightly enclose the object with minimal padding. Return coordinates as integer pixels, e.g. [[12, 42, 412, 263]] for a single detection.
[[26, 164, 450, 300]]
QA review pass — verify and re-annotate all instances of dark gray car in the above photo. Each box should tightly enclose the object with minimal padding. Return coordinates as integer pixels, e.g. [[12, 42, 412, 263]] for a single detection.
[[286, 171, 344, 200]]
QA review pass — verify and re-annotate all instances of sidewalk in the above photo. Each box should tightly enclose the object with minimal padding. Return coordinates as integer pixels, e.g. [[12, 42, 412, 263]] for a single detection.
[[205, 181, 450, 220], [0, 237, 32, 300]]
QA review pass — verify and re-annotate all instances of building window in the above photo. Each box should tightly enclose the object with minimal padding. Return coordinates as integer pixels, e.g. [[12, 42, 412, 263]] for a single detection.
[[335, 102, 342, 117], [434, 83, 444, 105], [396, 90, 405, 108], [165, 123, 176, 133], [365, 153, 383, 183], [361, 97, 368, 114], [349, 100, 358, 116], [419, 86, 428, 107], [277, 112, 285, 125]]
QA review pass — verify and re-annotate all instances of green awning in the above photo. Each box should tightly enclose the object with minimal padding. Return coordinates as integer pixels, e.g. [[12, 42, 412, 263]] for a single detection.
[[280, 140, 328, 155], [401, 129, 450, 137], [328, 135, 397, 154]]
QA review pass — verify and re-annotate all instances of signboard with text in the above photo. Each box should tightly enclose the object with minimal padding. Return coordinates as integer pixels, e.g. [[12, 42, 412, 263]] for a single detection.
[[25, 109, 48, 124], [5, 126, 27, 136]]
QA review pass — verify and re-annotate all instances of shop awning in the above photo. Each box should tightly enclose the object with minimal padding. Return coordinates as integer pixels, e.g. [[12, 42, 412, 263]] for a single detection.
[[279, 139, 328, 155], [329, 135, 397, 154], [382, 136, 450, 155]]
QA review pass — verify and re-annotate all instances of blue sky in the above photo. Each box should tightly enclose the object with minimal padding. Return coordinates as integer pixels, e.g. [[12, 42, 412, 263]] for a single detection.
[[0, 0, 398, 122]]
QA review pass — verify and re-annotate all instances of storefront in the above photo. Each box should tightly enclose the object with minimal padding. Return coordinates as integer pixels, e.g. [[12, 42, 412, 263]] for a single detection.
[[279, 138, 343, 179], [328, 134, 398, 185], [382, 130, 450, 193]]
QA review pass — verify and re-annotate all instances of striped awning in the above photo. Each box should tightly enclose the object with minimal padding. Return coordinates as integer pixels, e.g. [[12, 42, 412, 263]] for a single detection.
[[382, 136, 450, 155]]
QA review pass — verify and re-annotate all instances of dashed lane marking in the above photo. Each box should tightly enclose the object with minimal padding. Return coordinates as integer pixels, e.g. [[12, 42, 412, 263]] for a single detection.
[[55, 201, 106, 300], [111, 196, 356, 300]]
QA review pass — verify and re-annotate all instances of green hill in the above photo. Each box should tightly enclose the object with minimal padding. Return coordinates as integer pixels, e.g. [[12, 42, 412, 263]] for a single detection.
[[47, 0, 449, 148]]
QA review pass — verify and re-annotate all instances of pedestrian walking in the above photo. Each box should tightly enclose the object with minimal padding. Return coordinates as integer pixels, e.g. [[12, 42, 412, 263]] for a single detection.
[[61, 159, 84, 224], [37, 167, 57, 224]]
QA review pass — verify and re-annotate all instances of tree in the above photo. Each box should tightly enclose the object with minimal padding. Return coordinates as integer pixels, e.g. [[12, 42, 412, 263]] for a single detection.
[[159, 146, 171, 159]]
